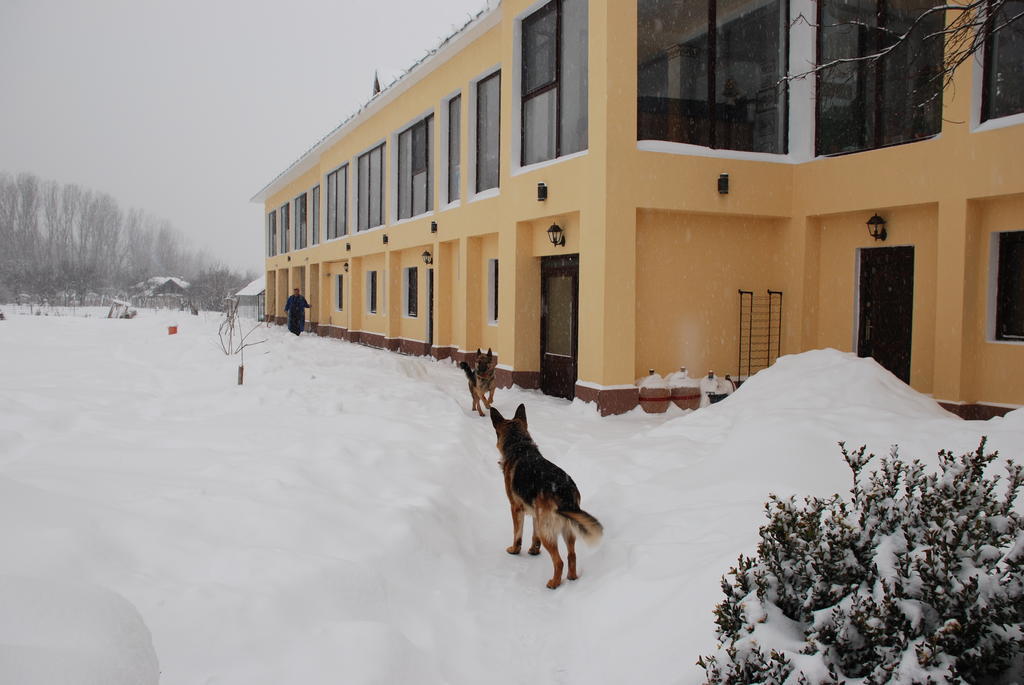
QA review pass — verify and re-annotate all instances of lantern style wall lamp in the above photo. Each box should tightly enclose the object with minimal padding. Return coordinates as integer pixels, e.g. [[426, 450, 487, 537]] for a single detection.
[[430, 220, 438, 233], [867, 213, 887, 241], [382, 234, 389, 245], [343, 262, 349, 272], [422, 250, 433, 265], [537, 182, 548, 202], [547, 222, 565, 247], [345, 242, 351, 251]]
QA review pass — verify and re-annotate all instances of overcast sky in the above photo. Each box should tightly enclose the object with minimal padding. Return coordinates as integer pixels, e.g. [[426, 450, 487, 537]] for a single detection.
[[0, 0, 487, 272]]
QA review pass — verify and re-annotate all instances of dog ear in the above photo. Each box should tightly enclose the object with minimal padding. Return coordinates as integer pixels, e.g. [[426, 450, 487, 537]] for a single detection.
[[513, 403, 527, 426], [476, 348, 482, 356], [489, 406, 505, 428]]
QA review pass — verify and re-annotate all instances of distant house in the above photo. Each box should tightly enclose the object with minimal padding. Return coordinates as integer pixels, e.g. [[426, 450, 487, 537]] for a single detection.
[[131, 277, 191, 309], [235, 276, 265, 320]]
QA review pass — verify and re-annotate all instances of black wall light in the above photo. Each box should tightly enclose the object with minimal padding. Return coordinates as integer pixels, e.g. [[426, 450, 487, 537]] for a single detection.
[[422, 250, 433, 265], [430, 220, 438, 233], [345, 242, 351, 251], [383, 234, 389, 245], [867, 214, 887, 241], [718, 173, 729, 195], [537, 182, 548, 202], [547, 223, 565, 247], [343, 262, 349, 272]]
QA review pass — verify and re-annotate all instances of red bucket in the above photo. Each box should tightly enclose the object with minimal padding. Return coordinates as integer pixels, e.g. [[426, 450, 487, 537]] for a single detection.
[[167, 325, 178, 335]]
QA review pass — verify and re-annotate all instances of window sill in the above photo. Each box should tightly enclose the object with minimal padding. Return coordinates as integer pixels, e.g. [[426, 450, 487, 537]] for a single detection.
[[512, 149, 589, 177], [487, 320, 498, 327], [637, 140, 796, 164], [973, 111, 1024, 134], [987, 337, 1024, 346], [469, 188, 500, 203], [440, 199, 461, 212], [392, 210, 436, 227]]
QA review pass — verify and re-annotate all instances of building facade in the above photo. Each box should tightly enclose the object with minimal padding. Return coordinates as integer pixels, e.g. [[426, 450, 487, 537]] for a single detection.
[[254, 0, 1024, 417]]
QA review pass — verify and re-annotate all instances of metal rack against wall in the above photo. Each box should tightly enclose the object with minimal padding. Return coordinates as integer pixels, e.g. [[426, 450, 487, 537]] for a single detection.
[[738, 289, 783, 380]]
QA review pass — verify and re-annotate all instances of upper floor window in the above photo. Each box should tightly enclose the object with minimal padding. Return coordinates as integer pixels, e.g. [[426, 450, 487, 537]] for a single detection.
[[311, 185, 321, 245], [326, 164, 348, 239], [398, 115, 433, 220], [280, 202, 290, 254], [448, 94, 461, 203], [294, 193, 308, 250], [983, 0, 1024, 122], [816, 0, 943, 156], [358, 144, 385, 230], [637, 0, 788, 154], [476, 71, 501, 193], [996, 230, 1024, 341], [521, 0, 589, 165], [267, 210, 277, 257]]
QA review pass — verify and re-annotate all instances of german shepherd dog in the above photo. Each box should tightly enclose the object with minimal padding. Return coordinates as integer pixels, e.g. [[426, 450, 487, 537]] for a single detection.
[[459, 348, 496, 416], [490, 404, 603, 589]]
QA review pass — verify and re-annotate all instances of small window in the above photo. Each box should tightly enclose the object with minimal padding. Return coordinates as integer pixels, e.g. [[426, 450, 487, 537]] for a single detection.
[[448, 94, 461, 203], [267, 210, 277, 257], [398, 116, 433, 220], [336, 274, 344, 311], [996, 231, 1024, 341], [476, 71, 501, 193], [404, 266, 419, 317], [326, 164, 348, 239], [311, 185, 321, 245], [367, 271, 378, 314], [280, 203, 290, 254], [487, 258, 499, 323], [982, 0, 1024, 122], [358, 145, 385, 231], [294, 193, 308, 250]]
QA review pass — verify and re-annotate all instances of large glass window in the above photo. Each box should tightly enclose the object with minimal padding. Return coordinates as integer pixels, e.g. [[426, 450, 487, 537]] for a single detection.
[[279, 203, 290, 254], [326, 164, 348, 240], [816, 0, 943, 156], [358, 145, 385, 231], [398, 115, 434, 220], [983, 0, 1024, 122], [448, 95, 461, 203], [996, 231, 1024, 341], [637, 0, 788, 154], [476, 71, 501, 193], [522, 0, 589, 165], [311, 185, 320, 246], [294, 193, 307, 250], [267, 210, 277, 257]]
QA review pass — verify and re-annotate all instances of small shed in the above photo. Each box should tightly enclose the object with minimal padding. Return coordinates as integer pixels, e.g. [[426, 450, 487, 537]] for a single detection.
[[131, 277, 191, 309], [235, 276, 265, 320]]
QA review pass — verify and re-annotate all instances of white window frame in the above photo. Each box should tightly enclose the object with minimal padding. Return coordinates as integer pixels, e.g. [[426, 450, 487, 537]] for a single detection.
[[440, 90, 463, 208], [357, 141, 387, 231], [391, 109, 436, 223], [366, 270, 378, 314], [468, 65, 502, 201], [402, 266, 419, 318]]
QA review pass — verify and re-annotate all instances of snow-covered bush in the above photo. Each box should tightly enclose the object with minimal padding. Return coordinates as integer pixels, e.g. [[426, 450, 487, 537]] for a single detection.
[[699, 439, 1024, 684]]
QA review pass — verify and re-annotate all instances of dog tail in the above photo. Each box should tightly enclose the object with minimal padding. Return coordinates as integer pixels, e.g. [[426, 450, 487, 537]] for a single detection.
[[559, 509, 603, 546], [459, 361, 476, 383]]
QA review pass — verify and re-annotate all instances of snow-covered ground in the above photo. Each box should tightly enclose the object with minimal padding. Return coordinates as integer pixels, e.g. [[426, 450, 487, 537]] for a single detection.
[[1, 308, 1021, 684]]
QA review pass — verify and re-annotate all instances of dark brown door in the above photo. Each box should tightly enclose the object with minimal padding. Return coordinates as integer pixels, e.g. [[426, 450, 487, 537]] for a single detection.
[[858, 246, 914, 383], [541, 255, 579, 400]]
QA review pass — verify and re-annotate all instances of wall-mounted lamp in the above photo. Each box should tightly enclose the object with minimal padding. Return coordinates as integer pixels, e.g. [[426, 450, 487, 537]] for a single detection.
[[345, 242, 351, 251], [547, 223, 565, 247], [717, 173, 729, 195], [867, 213, 887, 242], [422, 250, 433, 265], [537, 182, 548, 202], [343, 262, 349, 273], [430, 220, 438, 233], [382, 234, 389, 245]]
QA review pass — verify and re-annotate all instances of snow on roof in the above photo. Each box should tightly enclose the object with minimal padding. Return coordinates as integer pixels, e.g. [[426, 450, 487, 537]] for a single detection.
[[251, 1, 498, 203], [236, 276, 266, 297], [131, 276, 190, 296]]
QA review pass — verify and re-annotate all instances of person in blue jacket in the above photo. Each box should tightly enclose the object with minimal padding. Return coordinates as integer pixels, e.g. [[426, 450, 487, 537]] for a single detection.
[[284, 287, 310, 336]]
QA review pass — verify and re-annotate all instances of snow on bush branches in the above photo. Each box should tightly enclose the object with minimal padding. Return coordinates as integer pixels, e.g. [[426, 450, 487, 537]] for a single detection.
[[698, 438, 1023, 684]]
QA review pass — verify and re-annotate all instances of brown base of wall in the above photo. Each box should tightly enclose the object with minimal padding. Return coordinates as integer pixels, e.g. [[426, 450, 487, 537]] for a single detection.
[[431, 346, 456, 361], [575, 384, 640, 416], [939, 402, 1016, 421], [397, 338, 431, 356]]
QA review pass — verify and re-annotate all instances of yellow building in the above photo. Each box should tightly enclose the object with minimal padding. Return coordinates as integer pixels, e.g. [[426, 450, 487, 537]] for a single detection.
[[254, 0, 1024, 417]]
